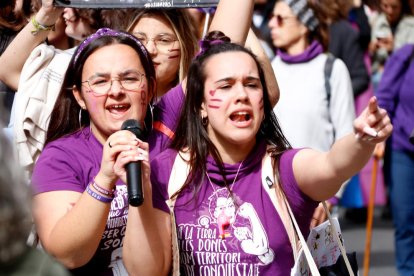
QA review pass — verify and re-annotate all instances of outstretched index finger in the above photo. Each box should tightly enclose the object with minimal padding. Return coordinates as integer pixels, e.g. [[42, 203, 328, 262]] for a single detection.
[[368, 96, 378, 114]]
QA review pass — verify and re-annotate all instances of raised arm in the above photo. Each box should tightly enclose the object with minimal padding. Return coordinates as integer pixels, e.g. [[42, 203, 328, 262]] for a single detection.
[[0, 0, 62, 90], [246, 28, 279, 107], [293, 96, 392, 201], [208, 0, 254, 45]]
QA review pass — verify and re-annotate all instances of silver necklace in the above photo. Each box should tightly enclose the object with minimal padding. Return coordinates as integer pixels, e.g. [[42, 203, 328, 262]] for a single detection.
[[205, 160, 243, 239]]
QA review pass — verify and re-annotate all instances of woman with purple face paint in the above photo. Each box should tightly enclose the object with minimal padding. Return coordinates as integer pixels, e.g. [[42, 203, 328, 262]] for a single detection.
[[31, 29, 157, 275], [122, 31, 393, 275]]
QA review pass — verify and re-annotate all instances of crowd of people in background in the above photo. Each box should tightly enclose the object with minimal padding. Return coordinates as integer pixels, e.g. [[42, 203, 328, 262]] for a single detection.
[[0, 0, 410, 275]]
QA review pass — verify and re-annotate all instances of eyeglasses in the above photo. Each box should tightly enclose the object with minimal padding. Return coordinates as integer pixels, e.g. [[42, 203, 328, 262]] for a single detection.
[[133, 33, 178, 53], [82, 70, 145, 95], [271, 14, 296, 27]]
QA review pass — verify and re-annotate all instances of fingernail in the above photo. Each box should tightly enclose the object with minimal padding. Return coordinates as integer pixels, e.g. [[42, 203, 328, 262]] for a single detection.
[[355, 133, 361, 140], [363, 127, 377, 137]]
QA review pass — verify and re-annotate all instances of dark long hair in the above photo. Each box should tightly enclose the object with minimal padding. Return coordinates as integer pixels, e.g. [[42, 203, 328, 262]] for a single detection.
[[45, 30, 155, 145], [170, 31, 291, 199]]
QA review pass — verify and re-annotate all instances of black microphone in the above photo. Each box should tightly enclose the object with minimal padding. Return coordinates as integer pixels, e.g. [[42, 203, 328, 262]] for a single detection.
[[121, 119, 145, 207]]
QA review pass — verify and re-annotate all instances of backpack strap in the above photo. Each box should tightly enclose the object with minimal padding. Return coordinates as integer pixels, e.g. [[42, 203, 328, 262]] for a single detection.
[[261, 152, 300, 261], [324, 53, 335, 107], [167, 151, 191, 276], [324, 53, 336, 140]]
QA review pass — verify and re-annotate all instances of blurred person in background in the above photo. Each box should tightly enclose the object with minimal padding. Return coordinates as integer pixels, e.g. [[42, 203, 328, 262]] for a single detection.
[[0, 118, 70, 276], [325, 0, 370, 98], [376, 43, 414, 275], [369, 0, 414, 91], [252, 0, 277, 59], [268, 0, 356, 226]]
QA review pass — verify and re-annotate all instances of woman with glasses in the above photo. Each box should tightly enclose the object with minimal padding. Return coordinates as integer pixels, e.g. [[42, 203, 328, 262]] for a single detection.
[[268, 0, 357, 225], [127, 9, 198, 99], [268, 0, 355, 151], [31, 29, 156, 275]]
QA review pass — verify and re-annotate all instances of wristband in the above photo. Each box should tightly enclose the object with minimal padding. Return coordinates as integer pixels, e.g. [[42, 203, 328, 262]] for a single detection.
[[31, 16, 55, 35], [86, 184, 113, 203], [92, 180, 115, 197]]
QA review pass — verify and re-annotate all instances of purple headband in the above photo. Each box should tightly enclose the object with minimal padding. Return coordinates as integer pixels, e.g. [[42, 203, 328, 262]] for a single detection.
[[73, 28, 151, 66], [196, 39, 225, 58]]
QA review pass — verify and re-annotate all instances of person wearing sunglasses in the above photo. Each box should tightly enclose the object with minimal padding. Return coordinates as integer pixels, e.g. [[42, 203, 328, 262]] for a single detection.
[[268, 0, 356, 225]]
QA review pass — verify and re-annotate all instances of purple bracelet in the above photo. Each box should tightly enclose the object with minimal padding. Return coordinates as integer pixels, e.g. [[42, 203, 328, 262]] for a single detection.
[[91, 180, 115, 197], [86, 184, 113, 203]]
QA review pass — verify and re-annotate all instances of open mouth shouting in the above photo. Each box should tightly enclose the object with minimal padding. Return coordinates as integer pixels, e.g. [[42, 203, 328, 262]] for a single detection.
[[106, 103, 131, 117], [229, 110, 253, 127]]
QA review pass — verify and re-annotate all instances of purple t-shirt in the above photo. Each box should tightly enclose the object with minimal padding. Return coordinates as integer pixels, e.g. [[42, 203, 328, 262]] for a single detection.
[[151, 142, 318, 275], [32, 127, 129, 275], [149, 83, 184, 156]]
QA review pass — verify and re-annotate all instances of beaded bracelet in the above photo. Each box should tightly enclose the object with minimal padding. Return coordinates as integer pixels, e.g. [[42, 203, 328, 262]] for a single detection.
[[86, 184, 113, 203], [31, 16, 55, 35], [91, 180, 115, 197]]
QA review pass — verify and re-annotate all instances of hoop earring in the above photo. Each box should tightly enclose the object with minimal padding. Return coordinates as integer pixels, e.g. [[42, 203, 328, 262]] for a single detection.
[[144, 104, 154, 135], [202, 116, 208, 126], [78, 108, 83, 128]]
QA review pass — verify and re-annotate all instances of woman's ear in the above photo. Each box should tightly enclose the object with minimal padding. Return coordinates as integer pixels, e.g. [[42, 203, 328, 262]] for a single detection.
[[300, 23, 309, 37], [73, 85, 86, 109], [200, 102, 207, 118]]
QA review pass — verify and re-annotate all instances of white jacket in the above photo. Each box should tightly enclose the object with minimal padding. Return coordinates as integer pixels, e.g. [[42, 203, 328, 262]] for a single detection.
[[6, 44, 74, 174]]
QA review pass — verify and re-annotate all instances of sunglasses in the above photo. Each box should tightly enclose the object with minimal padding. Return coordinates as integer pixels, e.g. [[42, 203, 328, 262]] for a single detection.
[[271, 14, 296, 26]]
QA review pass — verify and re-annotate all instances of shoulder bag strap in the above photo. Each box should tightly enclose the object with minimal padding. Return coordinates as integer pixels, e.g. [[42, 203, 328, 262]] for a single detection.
[[324, 53, 335, 106], [324, 53, 336, 140], [280, 185, 321, 275], [322, 201, 355, 276]]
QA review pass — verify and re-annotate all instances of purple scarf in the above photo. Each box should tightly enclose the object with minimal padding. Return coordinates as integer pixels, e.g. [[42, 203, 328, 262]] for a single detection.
[[277, 40, 323, 64]]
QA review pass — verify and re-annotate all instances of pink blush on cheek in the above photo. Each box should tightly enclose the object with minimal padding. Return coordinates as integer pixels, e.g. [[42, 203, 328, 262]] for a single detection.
[[87, 101, 99, 114]]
